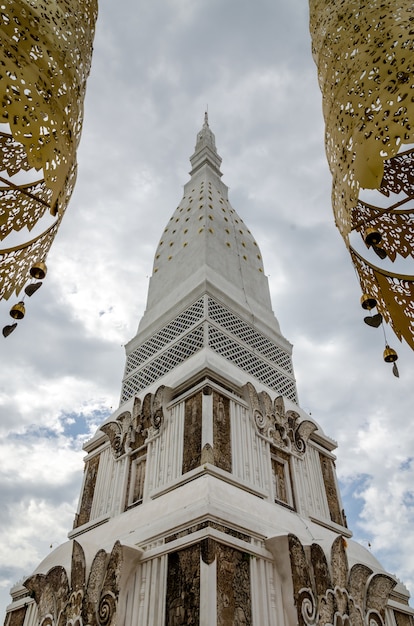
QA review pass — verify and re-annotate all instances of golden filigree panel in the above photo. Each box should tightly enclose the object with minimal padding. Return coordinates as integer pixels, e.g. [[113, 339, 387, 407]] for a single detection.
[[350, 248, 414, 349], [0, 220, 60, 300], [0, 0, 97, 304], [310, 0, 414, 351]]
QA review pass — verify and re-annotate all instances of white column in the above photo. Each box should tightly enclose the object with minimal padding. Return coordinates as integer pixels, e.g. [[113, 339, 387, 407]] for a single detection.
[[202, 390, 213, 448], [200, 554, 217, 626]]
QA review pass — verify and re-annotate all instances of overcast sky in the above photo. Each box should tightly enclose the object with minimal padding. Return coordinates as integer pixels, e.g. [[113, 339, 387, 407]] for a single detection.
[[1, 0, 414, 614]]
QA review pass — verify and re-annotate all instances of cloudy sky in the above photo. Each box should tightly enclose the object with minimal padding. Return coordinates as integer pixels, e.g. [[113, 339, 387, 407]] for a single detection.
[[1, 0, 414, 614]]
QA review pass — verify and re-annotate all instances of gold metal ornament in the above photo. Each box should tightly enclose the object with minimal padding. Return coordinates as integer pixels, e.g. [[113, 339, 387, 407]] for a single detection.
[[360, 294, 377, 311], [383, 346, 398, 363], [30, 262, 47, 281], [9, 302, 25, 320], [309, 0, 414, 351], [0, 0, 98, 303], [364, 228, 382, 248]]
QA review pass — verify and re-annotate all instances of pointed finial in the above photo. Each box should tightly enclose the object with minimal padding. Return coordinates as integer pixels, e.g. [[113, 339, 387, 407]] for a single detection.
[[190, 109, 222, 177]]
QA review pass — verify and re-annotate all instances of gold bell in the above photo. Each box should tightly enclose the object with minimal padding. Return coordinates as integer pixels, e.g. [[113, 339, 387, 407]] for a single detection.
[[360, 293, 377, 310], [364, 227, 382, 247], [30, 262, 47, 280], [10, 301, 25, 319], [383, 345, 398, 363]]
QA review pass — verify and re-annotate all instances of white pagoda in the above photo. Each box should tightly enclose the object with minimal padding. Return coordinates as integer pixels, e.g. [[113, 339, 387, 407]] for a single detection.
[[4, 116, 414, 626]]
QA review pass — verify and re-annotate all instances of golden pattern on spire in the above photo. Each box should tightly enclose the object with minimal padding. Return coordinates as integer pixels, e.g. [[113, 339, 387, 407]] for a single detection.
[[0, 0, 97, 304], [309, 0, 414, 352]]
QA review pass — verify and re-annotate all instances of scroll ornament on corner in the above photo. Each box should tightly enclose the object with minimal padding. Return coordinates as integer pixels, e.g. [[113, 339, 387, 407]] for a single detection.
[[243, 382, 316, 454], [100, 385, 169, 458]]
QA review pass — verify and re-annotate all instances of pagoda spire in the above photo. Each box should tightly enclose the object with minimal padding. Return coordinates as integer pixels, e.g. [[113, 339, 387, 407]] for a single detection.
[[189, 112, 222, 177], [4, 119, 412, 626]]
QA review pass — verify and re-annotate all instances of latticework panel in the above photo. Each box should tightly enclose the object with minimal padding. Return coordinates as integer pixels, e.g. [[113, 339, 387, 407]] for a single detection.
[[309, 0, 414, 351], [207, 297, 293, 374], [208, 325, 297, 402], [121, 325, 205, 403], [125, 298, 205, 375], [0, 0, 97, 303], [122, 296, 296, 403]]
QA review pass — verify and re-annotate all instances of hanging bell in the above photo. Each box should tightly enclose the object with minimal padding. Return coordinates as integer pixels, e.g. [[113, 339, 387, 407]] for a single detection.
[[364, 227, 382, 247], [383, 345, 398, 363], [10, 301, 25, 319], [360, 293, 377, 310], [30, 261, 47, 280]]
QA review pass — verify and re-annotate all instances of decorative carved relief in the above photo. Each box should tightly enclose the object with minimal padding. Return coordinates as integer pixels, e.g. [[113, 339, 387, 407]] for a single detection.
[[201, 538, 216, 565], [394, 611, 414, 626], [6, 606, 27, 626], [23, 540, 129, 626], [288, 534, 397, 626], [74, 453, 100, 528], [244, 382, 316, 454], [271, 449, 293, 507], [100, 386, 168, 458], [182, 392, 202, 474], [166, 545, 200, 625], [216, 544, 251, 626], [128, 455, 146, 507], [213, 393, 231, 472], [319, 453, 344, 526], [201, 443, 215, 464]]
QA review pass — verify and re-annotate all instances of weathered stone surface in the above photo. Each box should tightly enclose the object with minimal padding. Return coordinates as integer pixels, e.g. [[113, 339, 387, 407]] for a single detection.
[[75, 453, 100, 528], [330, 535, 348, 590], [201, 538, 216, 565], [395, 611, 414, 626], [101, 386, 168, 459], [201, 442, 214, 464], [4, 607, 26, 626], [244, 382, 315, 454], [271, 447, 292, 506], [165, 545, 200, 625], [213, 392, 231, 472], [82, 549, 108, 626], [348, 563, 373, 625], [319, 453, 343, 526], [217, 544, 251, 626], [23, 541, 129, 626], [24, 566, 70, 626], [288, 534, 397, 626], [366, 573, 398, 618], [182, 392, 202, 474]]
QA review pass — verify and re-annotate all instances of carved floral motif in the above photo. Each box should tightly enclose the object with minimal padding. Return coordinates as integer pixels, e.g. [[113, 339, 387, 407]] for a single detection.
[[100, 386, 168, 458], [24, 541, 124, 626], [289, 534, 397, 626], [244, 382, 316, 454]]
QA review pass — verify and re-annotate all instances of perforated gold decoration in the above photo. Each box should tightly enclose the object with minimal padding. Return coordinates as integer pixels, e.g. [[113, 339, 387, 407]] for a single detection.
[[0, 0, 97, 301], [310, 0, 414, 350]]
